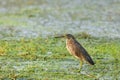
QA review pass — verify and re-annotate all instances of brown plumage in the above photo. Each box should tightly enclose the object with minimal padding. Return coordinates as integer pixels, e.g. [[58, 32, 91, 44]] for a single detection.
[[65, 34, 94, 65], [55, 34, 95, 71]]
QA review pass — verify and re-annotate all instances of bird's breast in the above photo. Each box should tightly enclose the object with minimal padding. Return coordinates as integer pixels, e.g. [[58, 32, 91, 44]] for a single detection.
[[66, 39, 76, 56], [66, 39, 83, 60]]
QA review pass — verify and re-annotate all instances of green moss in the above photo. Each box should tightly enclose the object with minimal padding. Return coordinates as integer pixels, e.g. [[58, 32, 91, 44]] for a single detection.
[[0, 37, 120, 79]]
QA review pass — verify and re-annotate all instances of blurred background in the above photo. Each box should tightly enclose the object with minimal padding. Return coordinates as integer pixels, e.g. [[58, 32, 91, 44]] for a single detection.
[[0, 0, 120, 38]]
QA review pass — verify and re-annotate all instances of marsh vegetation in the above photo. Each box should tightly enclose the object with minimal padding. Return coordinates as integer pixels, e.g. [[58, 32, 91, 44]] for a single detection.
[[0, 0, 120, 79]]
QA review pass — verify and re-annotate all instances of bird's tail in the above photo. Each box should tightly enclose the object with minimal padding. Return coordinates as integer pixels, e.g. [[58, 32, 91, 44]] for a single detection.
[[85, 55, 95, 65]]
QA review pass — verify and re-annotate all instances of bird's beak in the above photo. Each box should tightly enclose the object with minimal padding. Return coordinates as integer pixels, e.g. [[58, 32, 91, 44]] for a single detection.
[[54, 35, 65, 38]]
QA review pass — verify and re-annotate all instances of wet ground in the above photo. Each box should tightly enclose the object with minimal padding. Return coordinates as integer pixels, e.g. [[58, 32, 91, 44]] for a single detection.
[[0, 0, 120, 38]]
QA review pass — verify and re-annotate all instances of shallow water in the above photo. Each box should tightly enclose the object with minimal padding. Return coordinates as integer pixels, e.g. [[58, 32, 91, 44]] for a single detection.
[[0, 0, 120, 38]]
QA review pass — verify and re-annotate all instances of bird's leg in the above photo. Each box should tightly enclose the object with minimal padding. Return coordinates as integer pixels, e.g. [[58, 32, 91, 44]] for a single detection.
[[78, 61, 83, 72]]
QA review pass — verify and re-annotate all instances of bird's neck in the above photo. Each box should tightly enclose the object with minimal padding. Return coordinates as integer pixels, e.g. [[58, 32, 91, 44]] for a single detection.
[[66, 38, 75, 44]]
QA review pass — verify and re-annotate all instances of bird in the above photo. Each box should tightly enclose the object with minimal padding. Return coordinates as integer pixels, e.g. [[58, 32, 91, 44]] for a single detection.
[[55, 34, 95, 72]]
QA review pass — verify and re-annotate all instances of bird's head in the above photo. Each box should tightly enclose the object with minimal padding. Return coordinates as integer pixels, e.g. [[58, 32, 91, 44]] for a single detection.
[[64, 34, 75, 39], [55, 34, 75, 39]]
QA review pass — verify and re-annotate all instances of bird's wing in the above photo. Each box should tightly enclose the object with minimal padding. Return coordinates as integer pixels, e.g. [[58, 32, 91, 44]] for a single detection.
[[75, 41, 95, 65]]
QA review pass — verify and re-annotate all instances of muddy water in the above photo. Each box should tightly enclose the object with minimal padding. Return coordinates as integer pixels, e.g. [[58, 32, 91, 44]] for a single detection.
[[0, 0, 120, 38]]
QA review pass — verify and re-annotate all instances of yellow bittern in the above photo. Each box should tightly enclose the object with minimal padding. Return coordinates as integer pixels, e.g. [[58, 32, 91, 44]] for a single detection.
[[55, 34, 95, 72]]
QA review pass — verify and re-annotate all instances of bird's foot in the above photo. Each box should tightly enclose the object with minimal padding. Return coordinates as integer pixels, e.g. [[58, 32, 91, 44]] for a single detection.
[[77, 70, 81, 73], [77, 68, 82, 73]]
